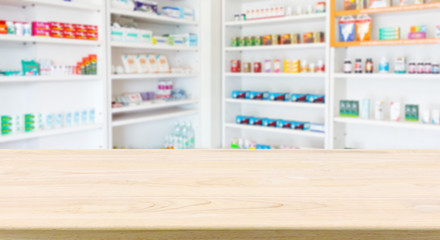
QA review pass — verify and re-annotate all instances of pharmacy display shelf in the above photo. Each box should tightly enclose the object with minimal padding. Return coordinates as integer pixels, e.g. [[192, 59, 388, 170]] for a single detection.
[[225, 99, 326, 109], [333, 73, 440, 80], [225, 43, 326, 52], [0, 75, 102, 83], [334, 117, 440, 131], [225, 123, 325, 138], [225, 13, 326, 27], [111, 99, 199, 114], [110, 42, 199, 51], [0, 0, 102, 12], [332, 39, 440, 48], [112, 109, 199, 128], [0, 34, 101, 46], [225, 73, 326, 78], [334, 2, 440, 17], [111, 73, 199, 80], [110, 8, 199, 26], [0, 124, 103, 144]]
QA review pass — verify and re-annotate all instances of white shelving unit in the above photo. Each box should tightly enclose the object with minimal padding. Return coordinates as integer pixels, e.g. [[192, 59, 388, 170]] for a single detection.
[[222, 0, 330, 149], [330, 1, 440, 149], [0, 0, 107, 149], [107, 0, 202, 149]]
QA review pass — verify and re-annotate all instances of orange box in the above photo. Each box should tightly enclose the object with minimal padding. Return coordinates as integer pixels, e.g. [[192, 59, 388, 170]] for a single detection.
[[279, 34, 291, 44], [303, 32, 314, 43], [85, 25, 98, 33], [86, 32, 98, 41], [0, 21, 6, 34], [74, 31, 87, 40], [73, 24, 86, 33], [62, 23, 75, 32], [62, 30, 75, 39], [49, 22, 63, 31], [50, 30, 63, 38]]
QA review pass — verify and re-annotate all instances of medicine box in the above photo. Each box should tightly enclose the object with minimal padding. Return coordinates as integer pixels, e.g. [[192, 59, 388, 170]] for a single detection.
[[405, 104, 419, 122], [340, 100, 360, 117]]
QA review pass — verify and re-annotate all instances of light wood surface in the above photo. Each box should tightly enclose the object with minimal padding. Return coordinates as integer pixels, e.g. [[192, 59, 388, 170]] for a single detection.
[[0, 150, 440, 239]]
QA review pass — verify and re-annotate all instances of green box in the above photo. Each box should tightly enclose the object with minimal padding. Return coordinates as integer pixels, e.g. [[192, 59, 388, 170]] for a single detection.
[[1, 115, 12, 121], [340, 100, 359, 117], [1, 129, 12, 135], [405, 105, 419, 122]]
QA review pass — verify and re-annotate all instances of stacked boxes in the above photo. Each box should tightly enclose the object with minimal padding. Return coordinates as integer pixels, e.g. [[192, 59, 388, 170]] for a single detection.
[[31, 21, 98, 40], [408, 25, 427, 40]]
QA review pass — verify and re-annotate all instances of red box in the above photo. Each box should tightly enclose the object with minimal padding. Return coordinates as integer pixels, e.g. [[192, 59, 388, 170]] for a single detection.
[[32, 21, 50, 30], [73, 24, 86, 33], [86, 32, 98, 41], [33, 29, 50, 37], [50, 29, 63, 38], [62, 23, 75, 32], [49, 22, 63, 31], [253, 62, 262, 73], [0, 21, 6, 34], [85, 24, 98, 34], [74, 31, 87, 40], [62, 30, 75, 39], [231, 60, 241, 73]]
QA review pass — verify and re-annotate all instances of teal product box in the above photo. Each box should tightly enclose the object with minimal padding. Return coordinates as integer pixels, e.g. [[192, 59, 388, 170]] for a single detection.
[[291, 121, 311, 131], [73, 111, 81, 126], [405, 105, 419, 122], [291, 94, 307, 102], [262, 118, 277, 127], [55, 113, 64, 128], [249, 117, 263, 126], [65, 112, 73, 127], [45, 114, 54, 130], [276, 120, 291, 128], [361, 99, 371, 119], [236, 115, 250, 124], [81, 110, 88, 125], [340, 100, 359, 117], [89, 109, 96, 123]]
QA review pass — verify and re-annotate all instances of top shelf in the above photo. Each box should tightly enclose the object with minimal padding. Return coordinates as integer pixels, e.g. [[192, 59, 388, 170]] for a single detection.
[[334, 2, 440, 16], [0, 0, 102, 12], [225, 14, 326, 27], [110, 8, 199, 26]]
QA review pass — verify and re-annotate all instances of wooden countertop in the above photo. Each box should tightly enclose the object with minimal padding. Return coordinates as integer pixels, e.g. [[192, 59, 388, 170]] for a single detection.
[[1, 150, 440, 232]]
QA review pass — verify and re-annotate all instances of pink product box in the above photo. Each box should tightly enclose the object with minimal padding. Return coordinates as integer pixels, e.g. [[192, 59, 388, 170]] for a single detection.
[[32, 21, 50, 30], [32, 28, 50, 37], [408, 32, 426, 39]]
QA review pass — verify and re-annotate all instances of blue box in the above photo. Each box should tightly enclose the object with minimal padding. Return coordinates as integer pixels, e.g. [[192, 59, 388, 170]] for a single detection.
[[306, 94, 325, 103], [232, 90, 247, 99], [262, 118, 277, 127], [246, 91, 269, 100], [268, 93, 289, 101], [291, 94, 307, 102], [249, 117, 263, 126], [236, 115, 250, 124], [276, 120, 291, 128], [291, 121, 311, 130]]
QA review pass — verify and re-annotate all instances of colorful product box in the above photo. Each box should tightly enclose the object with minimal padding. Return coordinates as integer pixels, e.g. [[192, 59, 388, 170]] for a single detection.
[[86, 32, 98, 41], [291, 121, 311, 131], [306, 94, 325, 103], [75, 31, 87, 40], [268, 93, 289, 101], [49, 22, 63, 31], [62, 23, 75, 32], [262, 118, 277, 127], [85, 25, 98, 34], [340, 100, 360, 117], [232, 90, 247, 99], [276, 120, 291, 128], [246, 91, 268, 100], [291, 94, 307, 102], [0, 21, 7, 34], [50, 30, 63, 38], [405, 104, 419, 122], [63, 31, 75, 39], [249, 117, 263, 126], [236, 115, 250, 124], [73, 24, 86, 33]]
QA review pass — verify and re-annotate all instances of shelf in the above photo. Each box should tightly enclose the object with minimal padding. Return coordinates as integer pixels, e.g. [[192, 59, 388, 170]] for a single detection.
[[225, 14, 326, 27], [225, 99, 326, 109], [225, 43, 326, 52], [111, 42, 199, 51], [110, 8, 198, 26], [0, 75, 101, 83], [225, 123, 325, 138], [225, 73, 326, 78], [334, 3, 440, 16], [112, 73, 198, 80], [334, 73, 440, 80], [0, 34, 101, 46], [334, 117, 440, 131], [112, 99, 199, 114], [0, 0, 102, 11], [112, 109, 199, 127], [0, 124, 103, 144], [332, 38, 440, 47]]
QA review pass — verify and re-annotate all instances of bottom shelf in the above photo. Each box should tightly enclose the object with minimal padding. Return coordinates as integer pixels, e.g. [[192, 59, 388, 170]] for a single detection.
[[0, 124, 103, 144], [112, 108, 199, 127], [334, 117, 440, 131], [225, 123, 325, 138]]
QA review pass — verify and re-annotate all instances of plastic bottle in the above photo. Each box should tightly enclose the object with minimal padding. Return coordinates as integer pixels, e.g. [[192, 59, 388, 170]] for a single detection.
[[378, 57, 390, 74], [172, 122, 181, 138], [181, 123, 189, 149], [186, 122, 195, 149]]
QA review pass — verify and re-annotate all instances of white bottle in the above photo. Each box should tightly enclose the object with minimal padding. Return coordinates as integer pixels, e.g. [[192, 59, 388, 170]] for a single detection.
[[172, 122, 181, 138], [181, 123, 189, 149]]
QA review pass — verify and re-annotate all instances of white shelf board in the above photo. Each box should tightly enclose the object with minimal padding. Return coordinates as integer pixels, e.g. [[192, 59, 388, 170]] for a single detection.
[[225, 43, 326, 52], [334, 73, 440, 80], [112, 99, 199, 114], [334, 117, 440, 131], [110, 8, 198, 26], [225, 14, 326, 27], [112, 73, 198, 80], [0, 124, 103, 144], [225, 99, 326, 109], [111, 42, 199, 51], [0, 75, 101, 83], [225, 123, 325, 138], [112, 109, 199, 128], [0, 34, 101, 46], [0, 0, 102, 11], [225, 73, 326, 78]]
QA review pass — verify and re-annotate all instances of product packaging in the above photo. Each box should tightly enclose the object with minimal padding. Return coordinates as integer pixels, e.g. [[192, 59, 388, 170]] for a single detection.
[[276, 120, 291, 129], [249, 117, 263, 126], [232, 91, 246, 99], [390, 101, 401, 121], [356, 15, 372, 41], [436, 26, 440, 38], [379, 57, 390, 73], [340, 100, 360, 117], [291, 94, 307, 102], [432, 110, 440, 125], [303, 32, 314, 43], [394, 57, 406, 74], [253, 62, 262, 73], [157, 55, 170, 73], [273, 59, 281, 73], [246, 91, 268, 100], [269, 93, 289, 101], [368, 0, 390, 8], [375, 101, 385, 120], [339, 16, 356, 42], [306, 94, 325, 103], [243, 62, 251, 73], [122, 55, 139, 74], [236, 116, 250, 124], [262, 118, 277, 127], [231, 60, 241, 73], [361, 99, 370, 119], [264, 59, 272, 73], [291, 121, 311, 131], [22, 60, 40, 76], [405, 104, 419, 122], [421, 109, 431, 124], [310, 123, 325, 133]]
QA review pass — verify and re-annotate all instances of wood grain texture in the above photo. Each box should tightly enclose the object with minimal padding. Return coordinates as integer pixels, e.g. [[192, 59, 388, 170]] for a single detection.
[[0, 150, 439, 237]]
